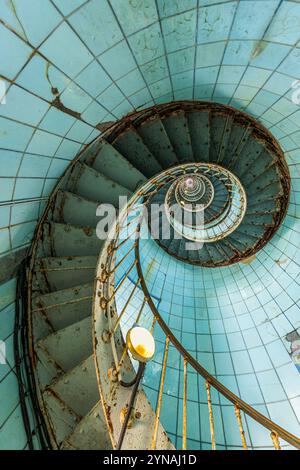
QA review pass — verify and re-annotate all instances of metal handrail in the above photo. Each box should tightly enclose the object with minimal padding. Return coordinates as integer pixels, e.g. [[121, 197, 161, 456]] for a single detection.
[[134, 224, 300, 450], [96, 165, 300, 451]]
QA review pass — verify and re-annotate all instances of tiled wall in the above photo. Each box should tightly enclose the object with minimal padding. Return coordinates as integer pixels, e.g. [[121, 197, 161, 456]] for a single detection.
[[0, 278, 31, 449], [1, 0, 300, 449], [1, 0, 300, 259], [115, 211, 300, 449]]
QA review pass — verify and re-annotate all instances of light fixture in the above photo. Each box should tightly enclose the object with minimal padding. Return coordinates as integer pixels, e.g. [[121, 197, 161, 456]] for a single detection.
[[117, 326, 155, 450], [126, 325, 155, 363]]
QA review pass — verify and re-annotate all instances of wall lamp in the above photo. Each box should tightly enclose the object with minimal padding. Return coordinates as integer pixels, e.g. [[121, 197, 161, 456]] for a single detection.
[[117, 326, 155, 450]]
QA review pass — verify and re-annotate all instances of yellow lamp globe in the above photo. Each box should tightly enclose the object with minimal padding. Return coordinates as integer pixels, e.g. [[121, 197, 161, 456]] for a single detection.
[[126, 326, 155, 363]]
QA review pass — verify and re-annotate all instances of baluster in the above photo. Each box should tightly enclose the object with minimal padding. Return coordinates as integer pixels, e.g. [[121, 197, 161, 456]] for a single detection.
[[108, 243, 137, 275], [151, 337, 170, 450], [182, 358, 187, 450], [234, 404, 248, 450], [108, 260, 137, 301], [115, 299, 146, 374], [205, 380, 216, 450], [112, 232, 138, 252], [270, 431, 281, 450], [112, 278, 141, 334]]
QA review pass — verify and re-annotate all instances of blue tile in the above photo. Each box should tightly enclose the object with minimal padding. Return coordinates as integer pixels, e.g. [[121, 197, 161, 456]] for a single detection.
[[0, 86, 49, 125], [69, 0, 122, 56], [99, 41, 136, 80], [230, 1, 280, 40], [40, 22, 93, 78], [8, 0, 62, 46], [0, 24, 32, 79], [196, 42, 226, 67], [52, 0, 87, 16], [265, 1, 300, 45], [162, 10, 197, 53], [111, 0, 158, 36], [75, 61, 112, 97], [197, 2, 238, 44], [129, 22, 164, 65], [158, 0, 197, 18]]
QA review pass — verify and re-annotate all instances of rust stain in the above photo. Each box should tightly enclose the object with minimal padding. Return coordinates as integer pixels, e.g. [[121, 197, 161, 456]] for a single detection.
[[145, 258, 156, 279], [82, 226, 93, 237], [275, 257, 288, 266], [5, 0, 28, 41], [251, 40, 268, 60], [36, 301, 55, 332], [52, 96, 81, 119], [105, 404, 114, 434], [96, 121, 115, 132], [240, 254, 256, 265]]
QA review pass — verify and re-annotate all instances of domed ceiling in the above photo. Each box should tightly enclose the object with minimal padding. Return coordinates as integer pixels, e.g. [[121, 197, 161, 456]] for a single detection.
[[1, 0, 300, 450]]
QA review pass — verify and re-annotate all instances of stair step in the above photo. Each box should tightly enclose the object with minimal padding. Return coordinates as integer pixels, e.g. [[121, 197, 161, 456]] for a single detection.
[[243, 165, 279, 190], [187, 110, 210, 162], [136, 117, 178, 168], [48, 355, 99, 418], [33, 256, 97, 293], [113, 127, 162, 177], [162, 110, 194, 163], [205, 242, 224, 265], [61, 402, 112, 450], [37, 222, 103, 257], [35, 341, 65, 390], [84, 139, 146, 192], [242, 149, 274, 177], [38, 316, 92, 372], [221, 124, 252, 168], [53, 191, 100, 228], [236, 223, 266, 239], [209, 112, 233, 164], [242, 213, 274, 226], [247, 181, 282, 199], [42, 388, 80, 447], [67, 162, 132, 206], [32, 283, 93, 337], [231, 139, 264, 177]]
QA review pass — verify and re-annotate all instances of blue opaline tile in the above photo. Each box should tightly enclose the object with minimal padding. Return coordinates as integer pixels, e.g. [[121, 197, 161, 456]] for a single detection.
[[0, 24, 32, 79], [162, 10, 197, 53], [40, 22, 93, 78], [69, 0, 122, 56], [197, 2, 238, 44], [111, 0, 158, 36], [99, 41, 136, 81]]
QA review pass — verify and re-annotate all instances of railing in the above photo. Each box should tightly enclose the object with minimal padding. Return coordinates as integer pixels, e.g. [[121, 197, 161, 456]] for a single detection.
[[93, 165, 300, 451]]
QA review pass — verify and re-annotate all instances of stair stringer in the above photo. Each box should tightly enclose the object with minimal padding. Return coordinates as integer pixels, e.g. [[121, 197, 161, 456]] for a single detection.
[[93, 235, 174, 450]]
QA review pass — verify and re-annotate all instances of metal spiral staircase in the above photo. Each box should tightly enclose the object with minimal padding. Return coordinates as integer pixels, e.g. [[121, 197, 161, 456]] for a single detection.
[[24, 101, 299, 450]]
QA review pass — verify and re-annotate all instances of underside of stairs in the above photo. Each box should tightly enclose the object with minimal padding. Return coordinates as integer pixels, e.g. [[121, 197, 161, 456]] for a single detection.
[[26, 101, 290, 450]]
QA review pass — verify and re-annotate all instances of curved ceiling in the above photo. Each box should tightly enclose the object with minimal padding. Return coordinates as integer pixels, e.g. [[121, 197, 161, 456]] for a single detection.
[[1, 0, 300, 261], [1, 0, 300, 450]]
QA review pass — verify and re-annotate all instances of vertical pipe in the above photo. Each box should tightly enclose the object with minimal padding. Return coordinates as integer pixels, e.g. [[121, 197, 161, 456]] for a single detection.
[[205, 380, 216, 450], [151, 337, 170, 450], [117, 362, 145, 450], [234, 404, 248, 450], [270, 431, 281, 450], [182, 358, 188, 450]]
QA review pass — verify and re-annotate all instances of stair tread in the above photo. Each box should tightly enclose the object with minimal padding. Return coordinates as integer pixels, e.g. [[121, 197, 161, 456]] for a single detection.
[[38, 316, 92, 372], [61, 402, 112, 450], [84, 138, 146, 192], [32, 256, 97, 293], [48, 355, 99, 418], [32, 283, 93, 335], [67, 161, 132, 206]]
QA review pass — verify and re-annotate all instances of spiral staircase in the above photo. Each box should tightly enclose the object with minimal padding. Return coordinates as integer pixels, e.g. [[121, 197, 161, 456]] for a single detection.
[[25, 101, 298, 450]]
